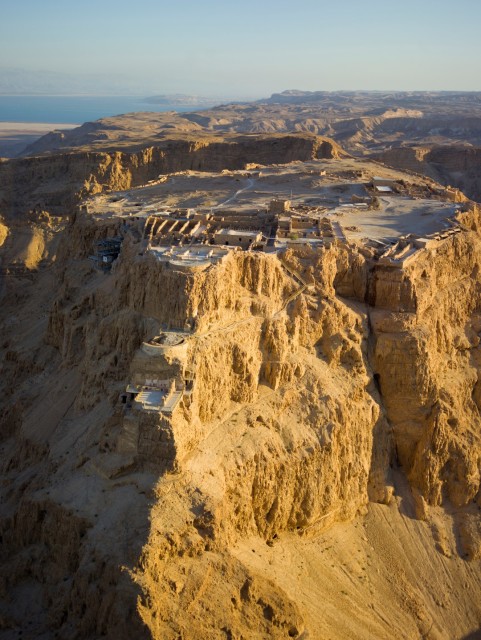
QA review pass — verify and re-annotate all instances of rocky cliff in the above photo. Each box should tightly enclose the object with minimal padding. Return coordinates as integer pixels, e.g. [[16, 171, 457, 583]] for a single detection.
[[1, 174, 481, 638], [378, 145, 481, 202]]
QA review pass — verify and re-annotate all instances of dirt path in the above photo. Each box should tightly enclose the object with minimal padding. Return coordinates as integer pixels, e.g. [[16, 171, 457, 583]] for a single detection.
[[212, 178, 256, 209]]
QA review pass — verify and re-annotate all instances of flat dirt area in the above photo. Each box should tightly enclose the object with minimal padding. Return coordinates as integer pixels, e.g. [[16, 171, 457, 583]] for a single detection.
[[335, 196, 456, 243]]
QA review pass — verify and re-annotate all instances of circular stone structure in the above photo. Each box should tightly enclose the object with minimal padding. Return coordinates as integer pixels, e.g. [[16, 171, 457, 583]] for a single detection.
[[169, 259, 211, 272], [150, 333, 185, 347], [141, 332, 189, 357]]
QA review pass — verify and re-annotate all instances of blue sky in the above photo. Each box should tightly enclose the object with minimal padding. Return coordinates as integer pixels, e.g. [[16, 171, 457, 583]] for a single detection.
[[1, 0, 480, 95]]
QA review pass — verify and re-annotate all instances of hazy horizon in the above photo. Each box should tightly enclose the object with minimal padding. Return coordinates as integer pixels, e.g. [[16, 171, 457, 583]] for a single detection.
[[2, 0, 481, 96], [2, 71, 481, 99]]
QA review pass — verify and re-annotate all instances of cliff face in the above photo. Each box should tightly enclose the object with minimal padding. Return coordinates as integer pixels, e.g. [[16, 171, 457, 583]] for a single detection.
[[370, 216, 481, 531], [378, 145, 481, 202], [0, 134, 344, 215], [1, 201, 481, 638]]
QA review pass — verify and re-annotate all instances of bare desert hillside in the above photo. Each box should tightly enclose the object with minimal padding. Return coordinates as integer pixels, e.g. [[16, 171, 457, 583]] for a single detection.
[[19, 91, 481, 156], [0, 117, 480, 639], [15, 90, 481, 204]]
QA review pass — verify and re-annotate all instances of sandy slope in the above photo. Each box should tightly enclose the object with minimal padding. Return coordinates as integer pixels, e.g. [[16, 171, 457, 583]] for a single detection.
[[233, 480, 481, 640]]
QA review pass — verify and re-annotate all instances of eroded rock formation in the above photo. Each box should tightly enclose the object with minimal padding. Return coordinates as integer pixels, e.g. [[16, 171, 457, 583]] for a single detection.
[[0, 154, 481, 639]]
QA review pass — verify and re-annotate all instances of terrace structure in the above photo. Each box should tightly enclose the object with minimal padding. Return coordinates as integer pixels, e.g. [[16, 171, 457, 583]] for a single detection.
[[149, 245, 231, 273], [123, 378, 184, 414]]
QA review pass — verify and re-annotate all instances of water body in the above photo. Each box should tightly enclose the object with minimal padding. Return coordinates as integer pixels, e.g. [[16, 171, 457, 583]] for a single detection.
[[0, 95, 206, 124]]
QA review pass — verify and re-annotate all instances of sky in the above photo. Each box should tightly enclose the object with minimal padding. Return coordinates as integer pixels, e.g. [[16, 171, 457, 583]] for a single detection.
[[1, 0, 481, 96]]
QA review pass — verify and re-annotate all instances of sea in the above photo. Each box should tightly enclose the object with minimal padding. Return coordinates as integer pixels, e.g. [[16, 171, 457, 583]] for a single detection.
[[0, 95, 207, 124]]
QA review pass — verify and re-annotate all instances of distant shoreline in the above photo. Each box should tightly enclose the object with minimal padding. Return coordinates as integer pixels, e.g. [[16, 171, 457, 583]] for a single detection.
[[0, 95, 206, 126], [0, 122, 78, 131], [0, 93, 147, 98], [0, 122, 78, 158]]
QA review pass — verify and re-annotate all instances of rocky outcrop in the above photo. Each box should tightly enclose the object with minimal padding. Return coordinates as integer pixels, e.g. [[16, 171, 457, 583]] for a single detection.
[[370, 214, 481, 517]]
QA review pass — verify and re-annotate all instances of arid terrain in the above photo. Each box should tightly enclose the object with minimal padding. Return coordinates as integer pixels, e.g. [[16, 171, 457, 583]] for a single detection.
[[16, 91, 481, 157], [0, 122, 77, 159], [0, 96, 481, 640], [6, 90, 481, 203]]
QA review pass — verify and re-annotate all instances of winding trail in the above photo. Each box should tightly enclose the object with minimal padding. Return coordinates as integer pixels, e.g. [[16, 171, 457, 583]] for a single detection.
[[212, 178, 255, 209]]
